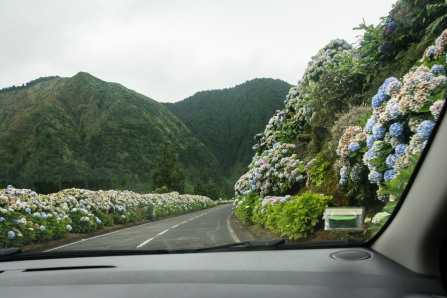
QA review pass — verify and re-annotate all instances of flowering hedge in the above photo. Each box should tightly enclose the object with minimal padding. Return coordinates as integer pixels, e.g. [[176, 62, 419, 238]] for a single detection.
[[234, 21, 447, 241], [337, 29, 447, 225], [232, 40, 354, 239], [0, 186, 228, 248], [234, 191, 331, 240]]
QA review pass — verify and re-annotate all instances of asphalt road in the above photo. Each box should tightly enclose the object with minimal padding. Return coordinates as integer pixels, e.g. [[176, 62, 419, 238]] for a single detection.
[[46, 204, 255, 252]]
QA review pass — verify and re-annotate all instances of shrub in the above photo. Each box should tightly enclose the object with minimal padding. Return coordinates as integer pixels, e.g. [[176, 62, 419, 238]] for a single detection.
[[329, 105, 372, 151], [251, 191, 332, 240]]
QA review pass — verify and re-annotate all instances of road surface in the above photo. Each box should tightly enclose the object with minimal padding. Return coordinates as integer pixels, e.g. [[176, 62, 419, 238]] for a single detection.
[[46, 204, 256, 251]]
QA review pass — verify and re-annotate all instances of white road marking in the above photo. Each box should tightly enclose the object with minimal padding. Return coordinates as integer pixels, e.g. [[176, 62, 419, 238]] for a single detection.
[[136, 205, 228, 249], [136, 237, 154, 248], [227, 211, 240, 243], [45, 205, 231, 251], [45, 225, 138, 252]]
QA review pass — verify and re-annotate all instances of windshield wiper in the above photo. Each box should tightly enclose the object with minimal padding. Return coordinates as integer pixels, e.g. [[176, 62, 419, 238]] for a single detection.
[[0, 238, 365, 262], [0, 239, 287, 261], [0, 248, 22, 260], [191, 238, 286, 252], [191, 237, 364, 253]]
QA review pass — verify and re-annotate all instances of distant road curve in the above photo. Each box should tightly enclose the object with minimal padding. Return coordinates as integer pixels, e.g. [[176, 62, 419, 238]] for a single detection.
[[46, 204, 255, 251]]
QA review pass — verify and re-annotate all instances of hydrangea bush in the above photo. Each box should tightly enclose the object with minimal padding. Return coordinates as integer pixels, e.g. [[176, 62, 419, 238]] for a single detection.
[[337, 29, 447, 225], [0, 185, 228, 248], [284, 39, 354, 115], [234, 26, 447, 241]]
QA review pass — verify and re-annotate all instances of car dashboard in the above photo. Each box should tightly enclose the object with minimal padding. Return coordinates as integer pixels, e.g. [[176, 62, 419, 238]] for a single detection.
[[1, 247, 445, 298]]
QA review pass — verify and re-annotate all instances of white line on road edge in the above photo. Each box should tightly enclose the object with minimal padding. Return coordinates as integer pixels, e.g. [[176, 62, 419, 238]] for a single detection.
[[227, 211, 240, 243], [45, 225, 138, 252], [136, 205, 228, 249]]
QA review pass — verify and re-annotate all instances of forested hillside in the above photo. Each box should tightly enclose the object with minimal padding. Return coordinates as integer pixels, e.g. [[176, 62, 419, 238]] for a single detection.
[[164, 78, 291, 180], [0, 72, 224, 194], [233, 0, 447, 240]]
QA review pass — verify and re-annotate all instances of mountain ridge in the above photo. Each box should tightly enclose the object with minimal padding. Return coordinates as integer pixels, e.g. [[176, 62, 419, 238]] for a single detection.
[[0, 72, 223, 194], [164, 78, 292, 181]]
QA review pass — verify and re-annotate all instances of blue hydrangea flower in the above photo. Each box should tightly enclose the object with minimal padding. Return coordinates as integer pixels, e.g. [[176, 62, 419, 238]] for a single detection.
[[380, 77, 399, 93], [340, 166, 350, 179], [25, 207, 31, 214], [395, 144, 407, 155], [286, 94, 290, 100], [96, 217, 101, 224], [16, 189, 22, 194], [386, 21, 396, 31], [417, 120, 435, 140], [384, 169, 396, 182], [426, 46, 437, 59], [280, 198, 286, 204], [41, 213, 48, 219], [33, 212, 40, 218], [0, 217, 4, 222], [368, 170, 383, 183], [12, 219, 19, 224], [389, 104, 401, 120], [40, 225, 46, 232], [386, 154, 398, 169], [348, 142, 360, 152], [292, 91, 298, 96], [372, 92, 387, 110], [283, 100, 287, 104], [372, 123, 386, 140], [72, 208, 77, 213], [296, 175, 304, 182], [339, 178, 347, 186], [389, 122, 403, 138], [431, 65, 445, 75], [261, 208, 265, 214], [326, 49, 332, 53], [365, 116, 376, 133], [7, 231, 15, 239], [366, 134, 376, 148]]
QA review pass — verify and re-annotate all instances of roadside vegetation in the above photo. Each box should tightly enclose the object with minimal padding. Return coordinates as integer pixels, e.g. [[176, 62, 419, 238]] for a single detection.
[[0, 185, 231, 248], [233, 0, 447, 240]]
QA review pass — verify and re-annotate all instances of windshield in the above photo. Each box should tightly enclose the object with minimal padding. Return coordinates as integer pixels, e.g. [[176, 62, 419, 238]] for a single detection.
[[0, 0, 446, 253]]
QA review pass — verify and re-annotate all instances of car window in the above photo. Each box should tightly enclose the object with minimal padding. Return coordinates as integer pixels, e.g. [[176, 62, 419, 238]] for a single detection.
[[0, 0, 446, 252]]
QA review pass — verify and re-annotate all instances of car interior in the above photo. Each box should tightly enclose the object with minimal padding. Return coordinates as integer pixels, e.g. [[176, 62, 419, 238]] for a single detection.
[[0, 106, 445, 298]]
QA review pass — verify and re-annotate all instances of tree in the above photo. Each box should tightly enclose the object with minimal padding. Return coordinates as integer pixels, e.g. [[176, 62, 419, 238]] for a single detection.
[[151, 144, 185, 193], [194, 178, 207, 196], [194, 178, 219, 200], [205, 181, 219, 201]]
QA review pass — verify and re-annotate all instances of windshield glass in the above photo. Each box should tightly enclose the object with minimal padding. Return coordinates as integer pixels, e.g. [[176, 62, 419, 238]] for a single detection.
[[0, 0, 446, 253]]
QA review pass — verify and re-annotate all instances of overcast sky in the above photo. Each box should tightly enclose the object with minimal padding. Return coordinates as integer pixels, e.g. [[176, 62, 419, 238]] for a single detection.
[[0, 0, 396, 103]]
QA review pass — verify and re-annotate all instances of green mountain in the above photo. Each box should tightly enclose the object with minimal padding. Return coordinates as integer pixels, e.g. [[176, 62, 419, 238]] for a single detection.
[[164, 78, 292, 180], [0, 72, 223, 194]]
